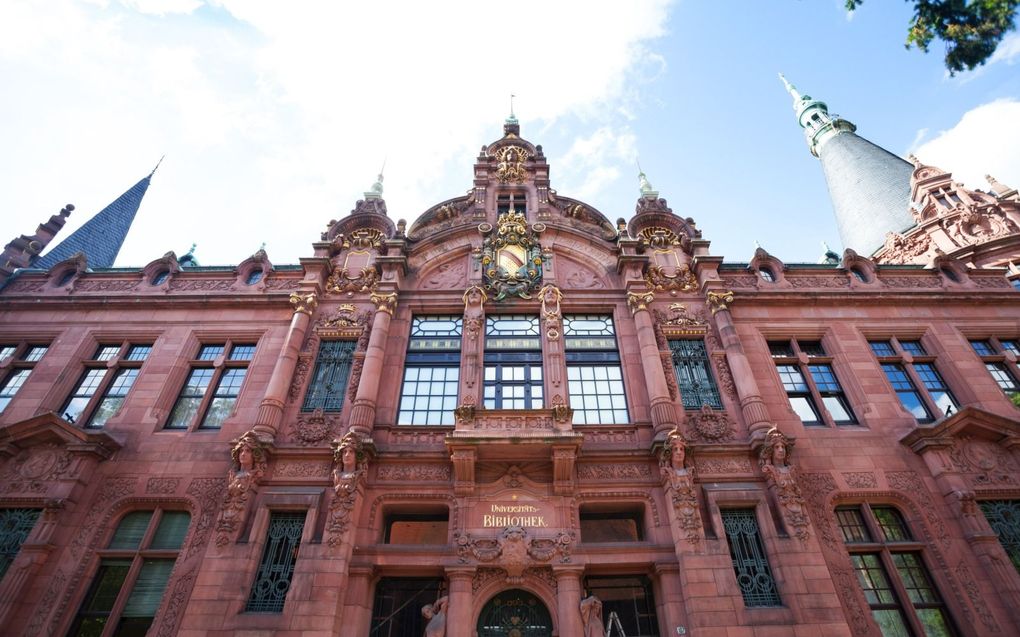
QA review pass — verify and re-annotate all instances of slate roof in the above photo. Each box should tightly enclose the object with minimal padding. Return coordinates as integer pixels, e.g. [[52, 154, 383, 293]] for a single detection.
[[34, 173, 152, 270]]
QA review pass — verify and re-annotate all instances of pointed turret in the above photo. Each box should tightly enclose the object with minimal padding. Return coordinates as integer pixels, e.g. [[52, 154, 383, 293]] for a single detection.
[[780, 75, 915, 255], [34, 166, 157, 270]]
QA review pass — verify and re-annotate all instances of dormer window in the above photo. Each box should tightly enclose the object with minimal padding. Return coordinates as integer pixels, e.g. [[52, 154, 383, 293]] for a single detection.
[[246, 269, 264, 285], [151, 270, 170, 286], [759, 267, 776, 283], [497, 193, 527, 216]]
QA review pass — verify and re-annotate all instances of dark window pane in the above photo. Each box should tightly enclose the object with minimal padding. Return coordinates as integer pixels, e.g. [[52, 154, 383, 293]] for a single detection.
[[119, 558, 174, 618], [979, 500, 1020, 574], [669, 340, 722, 410], [869, 341, 895, 357], [245, 511, 306, 613], [899, 341, 926, 356], [385, 516, 449, 544], [370, 578, 443, 637], [150, 511, 191, 550], [196, 345, 224, 361], [580, 511, 643, 542], [970, 340, 994, 356], [302, 340, 356, 412], [986, 363, 1019, 391], [0, 508, 41, 579], [721, 509, 781, 607], [873, 507, 912, 542], [800, 341, 826, 357], [768, 341, 794, 358], [584, 576, 659, 637], [108, 511, 153, 550], [835, 507, 871, 543]]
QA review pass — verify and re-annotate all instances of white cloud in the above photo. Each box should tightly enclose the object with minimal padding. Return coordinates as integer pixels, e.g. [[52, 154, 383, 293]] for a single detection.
[[0, 0, 674, 266], [989, 32, 1020, 65], [913, 99, 1020, 192]]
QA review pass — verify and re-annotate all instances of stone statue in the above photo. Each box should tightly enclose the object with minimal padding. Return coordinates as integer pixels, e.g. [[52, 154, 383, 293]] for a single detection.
[[216, 430, 266, 545], [659, 427, 702, 544], [759, 427, 810, 541], [422, 596, 448, 637], [580, 594, 606, 637], [331, 431, 366, 498]]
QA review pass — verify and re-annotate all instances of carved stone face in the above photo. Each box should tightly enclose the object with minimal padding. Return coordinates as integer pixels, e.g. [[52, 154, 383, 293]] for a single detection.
[[773, 441, 787, 465], [341, 445, 357, 473], [238, 447, 254, 471]]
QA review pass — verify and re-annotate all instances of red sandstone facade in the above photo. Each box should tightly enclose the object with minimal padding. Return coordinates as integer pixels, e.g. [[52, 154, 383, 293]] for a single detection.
[[1, 121, 1020, 637]]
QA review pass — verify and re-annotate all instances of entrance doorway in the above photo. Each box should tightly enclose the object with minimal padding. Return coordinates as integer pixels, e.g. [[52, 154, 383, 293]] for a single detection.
[[476, 589, 553, 637]]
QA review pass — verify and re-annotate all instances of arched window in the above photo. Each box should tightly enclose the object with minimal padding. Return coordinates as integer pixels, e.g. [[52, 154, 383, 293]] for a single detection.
[[69, 508, 191, 636]]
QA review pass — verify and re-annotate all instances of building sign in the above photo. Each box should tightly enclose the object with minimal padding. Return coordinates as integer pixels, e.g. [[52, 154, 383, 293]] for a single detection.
[[469, 498, 555, 529]]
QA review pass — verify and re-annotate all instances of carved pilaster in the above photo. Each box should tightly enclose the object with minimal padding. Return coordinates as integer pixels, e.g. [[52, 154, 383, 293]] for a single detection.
[[759, 427, 810, 543], [451, 447, 477, 495], [326, 432, 372, 548], [214, 431, 267, 547]]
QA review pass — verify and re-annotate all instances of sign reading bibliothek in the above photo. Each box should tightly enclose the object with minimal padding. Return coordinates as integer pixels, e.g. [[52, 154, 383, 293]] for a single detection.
[[467, 497, 556, 530]]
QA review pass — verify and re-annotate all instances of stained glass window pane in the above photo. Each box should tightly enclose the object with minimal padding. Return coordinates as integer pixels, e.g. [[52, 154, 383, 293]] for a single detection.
[[0, 508, 41, 579]]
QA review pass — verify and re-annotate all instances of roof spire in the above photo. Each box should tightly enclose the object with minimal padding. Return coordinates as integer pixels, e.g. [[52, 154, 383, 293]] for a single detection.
[[365, 160, 385, 200], [778, 72, 802, 103], [150, 155, 165, 177], [503, 94, 520, 136], [637, 161, 658, 198], [507, 93, 518, 124], [34, 170, 154, 270]]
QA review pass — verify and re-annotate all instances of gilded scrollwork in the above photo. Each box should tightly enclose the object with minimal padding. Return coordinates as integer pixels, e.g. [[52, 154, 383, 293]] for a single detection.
[[626, 290, 654, 314], [478, 210, 545, 300], [289, 291, 318, 315], [705, 290, 734, 314], [370, 291, 398, 314], [493, 145, 530, 184]]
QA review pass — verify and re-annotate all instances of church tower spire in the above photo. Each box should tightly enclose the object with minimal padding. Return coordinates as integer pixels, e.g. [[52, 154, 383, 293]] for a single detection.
[[34, 166, 156, 270], [779, 74, 915, 256]]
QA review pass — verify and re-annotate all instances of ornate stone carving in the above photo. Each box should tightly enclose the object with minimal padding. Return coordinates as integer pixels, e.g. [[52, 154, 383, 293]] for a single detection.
[[685, 406, 734, 442], [478, 209, 545, 300], [696, 457, 752, 474], [705, 289, 734, 314], [539, 283, 562, 340], [326, 265, 380, 295], [659, 428, 702, 544], [550, 396, 573, 424], [289, 408, 341, 446], [462, 411, 555, 431], [168, 278, 234, 292], [582, 429, 637, 445], [493, 144, 530, 184], [577, 463, 651, 480], [580, 594, 606, 637], [145, 477, 180, 494], [880, 275, 941, 288], [274, 462, 331, 478], [288, 354, 313, 402], [70, 477, 137, 559], [455, 526, 573, 582], [215, 431, 267, 547], [184, 477, 226, 561], [289, 291, 318, 315], [830, 566, 874, 636], [333, 227, 384, 250], [946, 205, 1018, 246], [646, 263, 698, 294], [759, 427, 810, 542], [376, 464, 452, 482], [626, 290, 654, 314], [886, 471, 950, 549], [878, 230, 932, 264], [73, 278, 140, 292], [955, 561, 1000, 633], [155, 566, 197, 637], [421, 261, 466, 289], [653, 303, 707, 333], [454, 401, 476, 425], [788, 275, 848, 288], [842, 472, 877, 489], [326, 431, 370, 547], [0, 443, 73, 493], [315, 304, 371, 339], [948, 435, 1018, 485], [563, 263, 605, 289], [370, 291, 398, 314], [799, 472, 840, 551], [421, 595, 448, 637], [720, 275, 757, 288]]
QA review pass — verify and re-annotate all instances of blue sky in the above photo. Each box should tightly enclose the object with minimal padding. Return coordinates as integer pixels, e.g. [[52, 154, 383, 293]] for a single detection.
[[1, 0, 1018, 267]]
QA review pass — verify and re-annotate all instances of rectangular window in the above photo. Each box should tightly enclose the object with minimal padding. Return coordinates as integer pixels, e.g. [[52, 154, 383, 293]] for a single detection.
[[720, 508, 782, 607], [0, 508, 41, 579], [583, 576, 659, 637], [565, 315, 628, 424], [302, 340, 356, 412], [969, 338, 1020, 396], [370, 578, 445, 637], [0, 344, 48, 413], [245, 511, 306, 613], [668, 339, 722, 410], [484, 315, 543, 410], [769, 339, 855, 427], [166, 340, 254, 430], [871, 338, 958, 423], [837, 504, 957, 637], [69, 508, 189, 637], [399, 316, 461, 425], [60, 342, 150, 428]]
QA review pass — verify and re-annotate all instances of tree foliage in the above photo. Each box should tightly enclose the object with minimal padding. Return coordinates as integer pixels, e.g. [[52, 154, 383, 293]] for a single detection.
[[846, 0, 1019, 74]]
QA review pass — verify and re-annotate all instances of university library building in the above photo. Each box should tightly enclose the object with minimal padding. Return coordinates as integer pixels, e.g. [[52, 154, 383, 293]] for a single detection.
[[3, 81, 1020, 637]]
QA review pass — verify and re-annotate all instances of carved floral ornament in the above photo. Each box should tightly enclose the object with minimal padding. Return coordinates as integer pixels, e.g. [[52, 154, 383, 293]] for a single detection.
[[370, 291, 398, 314], [705, 289, 734, 315], [315, 304, 370, 340], [654, 302, 707, 336], [626, 290, 655, 314], [454, 525, 574, 582], [492, 144, 531, 184], [478, 210, 546, 300]]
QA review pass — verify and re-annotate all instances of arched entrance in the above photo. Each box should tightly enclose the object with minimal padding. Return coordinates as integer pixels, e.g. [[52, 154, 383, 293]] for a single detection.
[[476, 589, 553, 637]]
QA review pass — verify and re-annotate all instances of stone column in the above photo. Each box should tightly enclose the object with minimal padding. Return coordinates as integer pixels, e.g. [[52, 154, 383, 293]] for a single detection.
[[253, 291, 318, 441], [339, 566, 375, 635], [706, 290, 771, 437], [554, 566, 584, 637], [445, 567, 475, 637], [628, 290, 681, 438], [653, 563, 688, 637], [348, 291, 397, 436], [460, 286, 487, 410]]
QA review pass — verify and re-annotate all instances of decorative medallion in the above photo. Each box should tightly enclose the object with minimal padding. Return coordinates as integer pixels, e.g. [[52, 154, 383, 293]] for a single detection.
[[479, 210, 545, 300]]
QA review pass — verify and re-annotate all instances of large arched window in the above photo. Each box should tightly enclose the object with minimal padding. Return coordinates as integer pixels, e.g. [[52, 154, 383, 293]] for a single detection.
[[69, 508, 191, 636]]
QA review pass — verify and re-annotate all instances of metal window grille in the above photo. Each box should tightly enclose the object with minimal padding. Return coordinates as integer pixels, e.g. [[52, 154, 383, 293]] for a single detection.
[[979, 500, 1020, 574], [720, 509, 782, 607], [369, 577, 444, 636], [669, 340, 722, 410], [0, 508, 41, 579], [246, 511, 306, 613], [302, 340, 356, 412]]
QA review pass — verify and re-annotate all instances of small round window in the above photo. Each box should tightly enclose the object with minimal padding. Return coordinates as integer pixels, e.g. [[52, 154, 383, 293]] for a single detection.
[[941, 267, 960, 283], [57, 270, 76, 286], [246, 269, 264, 285], [759, 267, 776, 282], [152, 270, 170, 285], [850, 268, 868, 283]]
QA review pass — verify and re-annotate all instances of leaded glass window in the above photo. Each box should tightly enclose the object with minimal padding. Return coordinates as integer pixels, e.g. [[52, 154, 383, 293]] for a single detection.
[[979, 500, 1020, 574], [871, 338, 958, 423], [60, 342, 151, 428], [246, 511, 306, 613], [0, 508, 40, 579], [669, 339, 722, 410], [302, 340, 356, 412], [720, 508, 781, 607], [969, 338, 1020, 397], [166, 340, 254, 430], [485, 315, 542, 410], [69, 508, 190, 636], [565, 315, 628, 424], [399, 317, 461, 425]]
